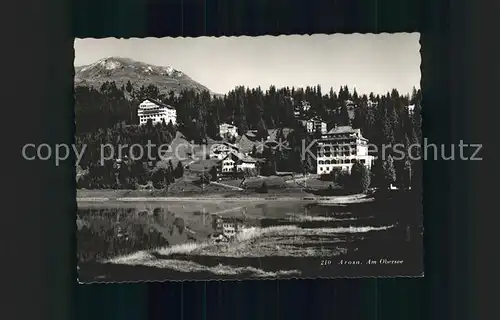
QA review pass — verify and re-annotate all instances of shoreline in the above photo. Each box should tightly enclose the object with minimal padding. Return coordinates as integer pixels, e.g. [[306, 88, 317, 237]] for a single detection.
[[76, 193, 373, 204]]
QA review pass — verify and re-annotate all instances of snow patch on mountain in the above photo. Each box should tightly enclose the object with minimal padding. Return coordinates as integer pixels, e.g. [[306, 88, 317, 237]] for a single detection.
[[95, 58, 122, 70], [74, 56, 215, 95], [164, 66, 174, 74]]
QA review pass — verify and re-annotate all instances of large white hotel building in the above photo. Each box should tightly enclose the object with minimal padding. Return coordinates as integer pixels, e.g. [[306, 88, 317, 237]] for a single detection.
[[137, 99, 177, 126], [316, 125, 374, 174]]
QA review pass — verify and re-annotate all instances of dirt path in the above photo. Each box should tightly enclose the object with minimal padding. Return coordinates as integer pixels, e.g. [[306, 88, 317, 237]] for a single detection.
[[76, 191, 370, 204], [285, 174, 317, 184], [209, 181, 244, 191], [184, 159, 197, 167], [213, 206, 245, 215]]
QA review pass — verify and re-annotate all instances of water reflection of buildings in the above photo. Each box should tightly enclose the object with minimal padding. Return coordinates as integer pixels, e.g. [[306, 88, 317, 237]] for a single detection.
[[211, 214, 245, 241], [209, 233, 229, 243]]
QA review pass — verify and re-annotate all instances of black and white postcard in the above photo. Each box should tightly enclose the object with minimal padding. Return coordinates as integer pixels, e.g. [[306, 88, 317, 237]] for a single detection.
[[74, 34, 423, 282]]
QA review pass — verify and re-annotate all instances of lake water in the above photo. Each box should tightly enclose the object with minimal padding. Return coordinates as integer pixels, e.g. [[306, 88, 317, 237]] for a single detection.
[[77, 197, 423, 281]]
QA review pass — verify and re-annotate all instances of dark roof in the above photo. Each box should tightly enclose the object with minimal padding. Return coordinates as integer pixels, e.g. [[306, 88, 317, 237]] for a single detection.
[[210, 233, 230, 240], [267, 128, 293, 140], [224, 151, 258, 163], [221, 141, 240, 150], [245, 131, 257, 138], [326, 125, 358, 134], [235, 135, 261, 154], [143, 98, 175, 110], [235, 128, 293, 154], [221, 217, 244, 223], [308, 117, 326, 122]]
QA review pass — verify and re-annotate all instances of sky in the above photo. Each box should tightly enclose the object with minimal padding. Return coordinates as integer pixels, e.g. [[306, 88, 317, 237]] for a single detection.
[[74, 33, 420, 95]]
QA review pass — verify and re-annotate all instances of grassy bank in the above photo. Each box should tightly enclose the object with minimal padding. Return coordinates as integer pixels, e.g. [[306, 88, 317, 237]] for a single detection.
[[76, 188, 314, 200], [76, 174, 339, 199]]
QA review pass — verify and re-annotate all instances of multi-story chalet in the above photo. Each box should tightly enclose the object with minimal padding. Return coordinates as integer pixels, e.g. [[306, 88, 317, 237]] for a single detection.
[[209, 142, 240, 160], [407, 104, 415, 115], [316, 125, 374, 174], [345, 99, 356, 109], [219, 123, 239, 138], [210, 233, 229, 243], [293, 100, 311, 118], [220, 151, 257, 175], [301, 117, 328, 134], [137, 99, 177, 126]]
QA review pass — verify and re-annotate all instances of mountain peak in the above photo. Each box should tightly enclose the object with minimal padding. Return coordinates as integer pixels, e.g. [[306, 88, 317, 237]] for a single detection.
[[75, 57, 211, 95], [94, 57, 127, 70], [78, 57, 180, 75]]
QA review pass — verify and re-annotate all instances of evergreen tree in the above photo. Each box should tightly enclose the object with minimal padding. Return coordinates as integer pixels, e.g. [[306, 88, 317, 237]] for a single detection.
[[206, 102, 220, 139], [381, 109, 395, 146], [276, 128, 286, 144], [388, 105, 400, 138], [349, 161, 371, 193], [382, 155, 396, 189], [144, 84, 160, 100], [168, 160, 175, 177], [352, 104, 365, 130], [126, 80, 133, 93], [209, 166, 218, 181], [261, 146, 276, 176], [409, 129, 421, 159], [150, 168, 165, 189], [233, 161, 239, 178], [198, 171, 212, 185], [236, 98, 248, 135], [412, 104, 423, 141], [257, 118, 268, 141], [175, 161, 184, 178], [166, 167, 175, 185], [338, 85, 350, 103], [411, 159, 422, 193], [339, 105, 350, 126], [313, 127, 323, 140], [74, 83, 421, 191], [251, 144, 257, 157], [402, 158, 412, 189], [166, 120, 176, 136], [352, 88, 359, 104]]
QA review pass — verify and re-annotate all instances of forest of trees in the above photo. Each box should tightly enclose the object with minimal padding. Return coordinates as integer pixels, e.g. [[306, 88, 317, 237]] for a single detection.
[[75, 81, 422, 192]]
